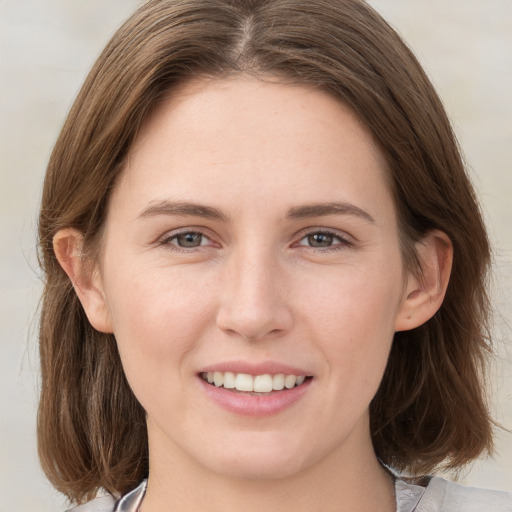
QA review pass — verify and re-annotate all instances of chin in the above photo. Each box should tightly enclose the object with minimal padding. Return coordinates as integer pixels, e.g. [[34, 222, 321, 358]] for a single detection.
[[213, 456, 306, 482], [201, 433, 312, 481]]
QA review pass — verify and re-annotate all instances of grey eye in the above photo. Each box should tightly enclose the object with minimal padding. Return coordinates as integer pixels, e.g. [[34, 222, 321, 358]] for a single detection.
[[296, 231, 351, 250], [306, 232, 335, 247], [172, 232, 205, 247]]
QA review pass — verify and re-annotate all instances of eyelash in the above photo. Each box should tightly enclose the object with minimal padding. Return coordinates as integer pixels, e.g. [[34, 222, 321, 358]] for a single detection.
[[158, 228, 353, 253], [158, 229, 216, 251], [294, 230, 353, 251]]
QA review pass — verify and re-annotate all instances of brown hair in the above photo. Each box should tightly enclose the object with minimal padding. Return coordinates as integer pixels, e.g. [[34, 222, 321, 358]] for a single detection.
[[38, 0, 493, 503]]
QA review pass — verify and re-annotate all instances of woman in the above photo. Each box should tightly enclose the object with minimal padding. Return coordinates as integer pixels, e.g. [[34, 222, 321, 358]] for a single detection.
[[37, 0, 511, 511]]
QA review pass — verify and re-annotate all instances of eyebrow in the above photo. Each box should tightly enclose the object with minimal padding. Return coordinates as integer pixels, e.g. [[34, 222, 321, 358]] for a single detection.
[[137, 200, 229, 222], [137, 200, 374, 224], [286, 202, 375, 223]]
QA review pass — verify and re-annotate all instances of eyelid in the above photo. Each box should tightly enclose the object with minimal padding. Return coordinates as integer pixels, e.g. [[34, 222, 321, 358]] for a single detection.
[[155, 225, 355, 250], [291, 227, 355, 249], [157, 226, 220, 248]]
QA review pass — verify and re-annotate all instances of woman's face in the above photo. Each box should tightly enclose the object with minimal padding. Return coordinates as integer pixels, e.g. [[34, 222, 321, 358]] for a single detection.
[[94, 77, 414, 480]]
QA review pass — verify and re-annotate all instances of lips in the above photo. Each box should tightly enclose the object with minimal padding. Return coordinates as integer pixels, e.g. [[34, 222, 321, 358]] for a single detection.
[[202, 371, 308, 393], [198, 363, 313, 416]]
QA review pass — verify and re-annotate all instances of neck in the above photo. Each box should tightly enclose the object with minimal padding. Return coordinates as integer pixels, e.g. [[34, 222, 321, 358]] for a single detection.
[[141, 418, 395, 512]]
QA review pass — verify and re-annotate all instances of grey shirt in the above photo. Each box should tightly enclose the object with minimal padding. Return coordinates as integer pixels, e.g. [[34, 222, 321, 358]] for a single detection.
[[67, 477, 512, 511]]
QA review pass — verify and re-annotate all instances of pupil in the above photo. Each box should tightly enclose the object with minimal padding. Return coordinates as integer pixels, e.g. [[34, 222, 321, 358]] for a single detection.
[[309, 233, 333, 247], [178, 233, 202, 247]]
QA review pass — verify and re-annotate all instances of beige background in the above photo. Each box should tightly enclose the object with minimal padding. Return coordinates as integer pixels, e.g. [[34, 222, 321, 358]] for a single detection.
[[0, 1, 510, 510]]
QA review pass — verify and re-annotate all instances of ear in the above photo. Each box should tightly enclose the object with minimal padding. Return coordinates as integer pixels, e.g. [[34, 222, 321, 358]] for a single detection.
[[395, 230, 453, 332], [53, 228, 113, 333]]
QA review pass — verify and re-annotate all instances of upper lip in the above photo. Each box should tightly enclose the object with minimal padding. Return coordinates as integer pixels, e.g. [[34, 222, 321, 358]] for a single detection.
[[199, 360, 312, 376]]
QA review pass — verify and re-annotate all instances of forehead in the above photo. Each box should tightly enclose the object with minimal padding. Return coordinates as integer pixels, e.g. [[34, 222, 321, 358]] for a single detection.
[[130, 76, 385, 164], [114, 76, 393, 220]]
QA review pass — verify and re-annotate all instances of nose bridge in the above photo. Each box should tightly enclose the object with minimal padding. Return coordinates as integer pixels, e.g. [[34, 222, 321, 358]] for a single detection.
[[217, 241, 292, 340]]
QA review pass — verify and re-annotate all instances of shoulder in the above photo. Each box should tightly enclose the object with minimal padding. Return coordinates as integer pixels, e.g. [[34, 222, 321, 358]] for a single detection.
[[64, 480, 147, 512], [421, 477, 512, 511], [396, 476, 512, 512]]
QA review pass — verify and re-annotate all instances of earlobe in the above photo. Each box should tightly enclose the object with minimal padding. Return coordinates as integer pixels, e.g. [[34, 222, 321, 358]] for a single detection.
[[395, 230, 453, 332], [53, 228, 113, 333]]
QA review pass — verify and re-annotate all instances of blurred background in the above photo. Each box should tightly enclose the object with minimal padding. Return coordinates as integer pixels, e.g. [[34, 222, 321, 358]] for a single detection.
[[0, 1, 511, 510]]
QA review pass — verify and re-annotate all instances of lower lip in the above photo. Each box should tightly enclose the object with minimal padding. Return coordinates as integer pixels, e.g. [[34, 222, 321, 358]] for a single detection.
[[199, 377, 312, 417]]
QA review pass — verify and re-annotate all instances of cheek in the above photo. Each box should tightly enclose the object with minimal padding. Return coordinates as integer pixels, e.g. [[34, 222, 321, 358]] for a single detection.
[[101, 261, 216, 379], [299, 257, 402, 331], [100, 269, 212, 421], [298, 261, 402, 388]]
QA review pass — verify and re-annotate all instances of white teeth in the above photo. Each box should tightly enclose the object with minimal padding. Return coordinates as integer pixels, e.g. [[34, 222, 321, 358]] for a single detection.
[[254, 374, 273, 393], [223, 371, 236, 389], [272, 373, 285, 390], [213, 371, 223, 387], [235, 373, 254, 392], [202, 371, 308, 393], [284, 375, 297, 389]]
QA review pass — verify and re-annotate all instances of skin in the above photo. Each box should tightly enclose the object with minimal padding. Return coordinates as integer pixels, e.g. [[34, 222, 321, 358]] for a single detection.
[[55, 77, 452, 512]]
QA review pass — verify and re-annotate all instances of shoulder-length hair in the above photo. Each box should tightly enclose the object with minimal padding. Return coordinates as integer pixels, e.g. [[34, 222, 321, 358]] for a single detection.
[[38, 0, 493, 504]]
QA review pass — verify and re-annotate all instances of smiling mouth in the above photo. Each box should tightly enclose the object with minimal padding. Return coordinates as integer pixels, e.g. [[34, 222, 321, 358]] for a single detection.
[[200, 372, 311, 394]]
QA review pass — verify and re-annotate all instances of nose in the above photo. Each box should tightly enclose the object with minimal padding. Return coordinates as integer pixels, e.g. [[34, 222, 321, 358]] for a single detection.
[[216, 247, 293, 341]]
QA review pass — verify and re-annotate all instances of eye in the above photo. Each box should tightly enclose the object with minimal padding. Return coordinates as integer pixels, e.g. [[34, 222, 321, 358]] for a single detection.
[[297, 230, 351, 249], [162, 231, 212, 248]]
